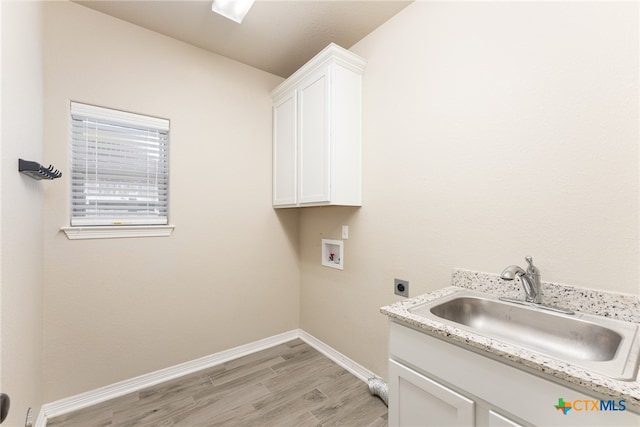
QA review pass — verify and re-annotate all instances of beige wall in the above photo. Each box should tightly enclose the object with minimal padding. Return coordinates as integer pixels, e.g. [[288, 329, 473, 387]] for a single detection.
[[32, 0, 640, 404], [1, 1, 45, 424], [300, 1, 639, 380], [42, 1, 299, 401]]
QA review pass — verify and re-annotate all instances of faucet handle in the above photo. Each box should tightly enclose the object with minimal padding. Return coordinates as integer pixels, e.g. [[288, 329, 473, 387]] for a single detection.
[[525, 256, 539, 275]]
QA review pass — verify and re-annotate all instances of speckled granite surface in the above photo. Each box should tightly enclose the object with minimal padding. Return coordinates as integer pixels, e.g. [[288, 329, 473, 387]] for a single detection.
[[381, 268, 640, 410], [452, 269, 640, 323]]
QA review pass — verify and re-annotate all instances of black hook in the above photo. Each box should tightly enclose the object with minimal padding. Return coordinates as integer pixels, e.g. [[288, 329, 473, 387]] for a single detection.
[[0, 393, 10, 424]]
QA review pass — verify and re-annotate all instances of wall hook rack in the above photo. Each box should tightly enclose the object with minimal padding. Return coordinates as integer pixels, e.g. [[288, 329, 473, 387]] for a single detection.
[[18, 158, 62, 180]]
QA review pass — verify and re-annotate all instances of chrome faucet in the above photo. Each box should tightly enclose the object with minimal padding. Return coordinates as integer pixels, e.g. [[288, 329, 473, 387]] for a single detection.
[[500, 256, 542, 304], [499, 256, 574, 314]]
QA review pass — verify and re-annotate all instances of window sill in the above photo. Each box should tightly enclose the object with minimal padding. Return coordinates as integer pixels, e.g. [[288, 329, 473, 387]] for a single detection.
[[61, 225, 175, 240]]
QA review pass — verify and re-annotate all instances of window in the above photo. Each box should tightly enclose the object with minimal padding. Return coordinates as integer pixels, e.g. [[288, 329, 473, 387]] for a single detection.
[[70, 102, 170, 228]]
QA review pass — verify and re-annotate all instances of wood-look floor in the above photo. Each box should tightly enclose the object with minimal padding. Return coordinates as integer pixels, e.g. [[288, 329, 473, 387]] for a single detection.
[[47, 339, 388, 427]]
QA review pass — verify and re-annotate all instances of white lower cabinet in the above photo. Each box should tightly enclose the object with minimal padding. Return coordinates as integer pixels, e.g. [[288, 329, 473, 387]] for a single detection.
[[390, 359, 475, 426], [488, 410, 524, 427], [389, 358, 521, 427], [388, 321, 640, 427]]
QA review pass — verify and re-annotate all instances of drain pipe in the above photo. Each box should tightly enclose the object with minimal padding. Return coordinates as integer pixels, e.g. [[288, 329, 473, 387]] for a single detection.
[[367, 377, 389, 406]]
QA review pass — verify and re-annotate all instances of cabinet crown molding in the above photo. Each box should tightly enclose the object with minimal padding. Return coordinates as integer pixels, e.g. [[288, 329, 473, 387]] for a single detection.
[[270, 43, 367, 100]]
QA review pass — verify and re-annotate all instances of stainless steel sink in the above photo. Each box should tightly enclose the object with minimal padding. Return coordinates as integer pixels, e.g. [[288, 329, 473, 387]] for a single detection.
[[409, 290, 640, 380]]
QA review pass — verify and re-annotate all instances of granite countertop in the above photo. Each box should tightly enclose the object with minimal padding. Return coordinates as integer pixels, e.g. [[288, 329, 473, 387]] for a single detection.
[[380, 269, 640, 410]]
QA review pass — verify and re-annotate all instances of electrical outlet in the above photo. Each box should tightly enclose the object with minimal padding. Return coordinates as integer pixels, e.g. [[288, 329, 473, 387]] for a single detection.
[[394, 279, 409, 297]]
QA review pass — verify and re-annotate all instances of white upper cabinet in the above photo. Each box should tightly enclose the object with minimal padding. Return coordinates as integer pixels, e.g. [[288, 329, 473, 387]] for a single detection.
[[272, 91, 297, 206], [271, 43, 366, 208]]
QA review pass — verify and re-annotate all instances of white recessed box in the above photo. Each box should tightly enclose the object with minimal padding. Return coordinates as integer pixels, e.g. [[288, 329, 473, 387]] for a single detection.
[[322, 239, 343, 270]]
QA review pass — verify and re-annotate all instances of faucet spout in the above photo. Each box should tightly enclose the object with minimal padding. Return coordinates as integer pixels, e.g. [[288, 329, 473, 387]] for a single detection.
[[500, 265, 526, 281]]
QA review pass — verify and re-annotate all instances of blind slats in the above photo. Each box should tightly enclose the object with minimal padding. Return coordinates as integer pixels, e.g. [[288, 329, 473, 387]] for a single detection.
[[70, 165, 169, 177], [70, 132, 168, 151], [70, 102, 170, 226]]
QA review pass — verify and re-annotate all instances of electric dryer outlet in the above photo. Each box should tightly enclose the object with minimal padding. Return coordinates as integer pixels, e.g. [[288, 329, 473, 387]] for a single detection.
[[394, 279, 409, 297]]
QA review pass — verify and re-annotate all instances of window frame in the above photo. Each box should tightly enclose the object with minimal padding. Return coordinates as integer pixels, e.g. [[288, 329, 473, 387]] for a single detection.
[[62, 102, 174, 240]]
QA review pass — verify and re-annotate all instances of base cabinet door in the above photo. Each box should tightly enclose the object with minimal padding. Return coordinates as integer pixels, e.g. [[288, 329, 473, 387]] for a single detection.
[[389, 359, 475, 427], [488, 410, 524, 427]]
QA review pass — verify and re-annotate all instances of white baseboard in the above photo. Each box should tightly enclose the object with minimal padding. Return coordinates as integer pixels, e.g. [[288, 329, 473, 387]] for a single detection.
[[298, 330, 377, 383], [36, 329, 379, 427]]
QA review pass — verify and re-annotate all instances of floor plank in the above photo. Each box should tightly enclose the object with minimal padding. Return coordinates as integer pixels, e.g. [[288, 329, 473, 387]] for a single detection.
[[47, 340, 387, 426]]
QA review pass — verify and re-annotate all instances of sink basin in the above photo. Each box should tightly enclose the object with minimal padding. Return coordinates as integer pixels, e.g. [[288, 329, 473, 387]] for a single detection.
[[409, 290, 640, 380]]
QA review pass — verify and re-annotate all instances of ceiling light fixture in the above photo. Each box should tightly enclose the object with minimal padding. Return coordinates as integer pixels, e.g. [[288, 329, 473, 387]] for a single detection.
[[211, 0, 256, 24]]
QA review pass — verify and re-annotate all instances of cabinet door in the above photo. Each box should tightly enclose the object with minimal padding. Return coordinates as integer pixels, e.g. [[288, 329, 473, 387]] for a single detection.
[[489, 410, 524, 427], [297, 69, 331, 204], [389, 359, 475, 427], [272, 92, 297, 206]]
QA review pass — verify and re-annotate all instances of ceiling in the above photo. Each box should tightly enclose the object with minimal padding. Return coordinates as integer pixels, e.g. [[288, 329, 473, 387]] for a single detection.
[[74, 0, 413, 78]]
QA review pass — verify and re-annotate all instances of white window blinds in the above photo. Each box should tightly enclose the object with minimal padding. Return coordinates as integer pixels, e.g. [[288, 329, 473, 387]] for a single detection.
[[70, 102, 170, 226]]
